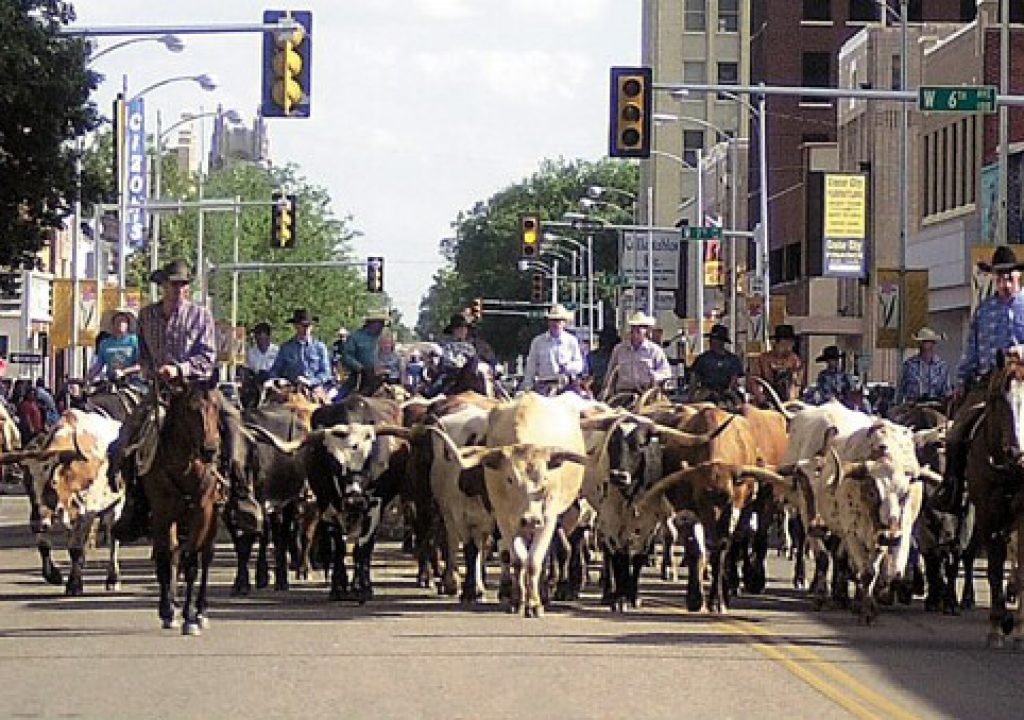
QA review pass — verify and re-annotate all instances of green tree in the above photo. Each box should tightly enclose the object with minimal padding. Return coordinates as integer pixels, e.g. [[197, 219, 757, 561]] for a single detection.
[[417, 158, 638, 359], [0, 0, 102, 269]]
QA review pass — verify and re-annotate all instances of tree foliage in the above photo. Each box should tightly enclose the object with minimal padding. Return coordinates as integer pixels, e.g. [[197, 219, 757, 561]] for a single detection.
[[0, 0, 101, 268], [417, 158, 638, 360]]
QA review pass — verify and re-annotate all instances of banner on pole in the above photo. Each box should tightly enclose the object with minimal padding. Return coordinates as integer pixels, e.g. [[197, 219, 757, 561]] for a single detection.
[[876, 269, 929, 349], [823, 173, 867, 278], [125, 97, 147, 249]]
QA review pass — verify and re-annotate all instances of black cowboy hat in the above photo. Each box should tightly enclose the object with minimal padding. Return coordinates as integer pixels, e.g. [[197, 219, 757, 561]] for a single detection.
[[816, 345, 842, 362], [977, 245, 1024, 273], [288, 308, 318, 325], [148, 259, 192, 285], [771, 324, 797, 341], [705, 323, 731, 343], [443, 314, 469, 333], [251, 321, 272, 335]]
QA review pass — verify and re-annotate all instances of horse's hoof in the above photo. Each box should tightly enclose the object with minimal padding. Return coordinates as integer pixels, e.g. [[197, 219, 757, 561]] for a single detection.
[[197, 614, 210, 630], [274, 579, 290, 592], [230, 582, 250, 598], [614, 598, 627, 614], [182, 621, 201, 637], [686, 593, 703, 613], [1002, 614, 1016, 636], [631, 597, 643, 610], [524, 604, 543, 619], [255, 576, 269, 590], [65, 582, 84, 597], [43, 568, 63, 586], [962, 597, 975, 611], [988, 632, 1005, 649], [161, 617, 178, 630]]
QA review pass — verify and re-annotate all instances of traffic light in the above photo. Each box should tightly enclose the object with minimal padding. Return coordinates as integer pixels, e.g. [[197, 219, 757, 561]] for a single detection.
[[367, 256, 384, 293], [520, 215, 540, 257], [261, 10, 313, 118], [271, 192, 297, 249], [531, 272, 545, 303], [469, 298, 483, 321], [609, 66, 653, 158]]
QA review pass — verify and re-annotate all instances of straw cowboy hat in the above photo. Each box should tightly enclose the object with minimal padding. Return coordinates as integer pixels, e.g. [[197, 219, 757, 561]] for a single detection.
[[977, 246, 1024, 273], [364, 308, 391, 323], [545, 304, 574, 322], [148, 259, 192, 285], [626, 311, 656, 328], [913, 327, 944, 343]]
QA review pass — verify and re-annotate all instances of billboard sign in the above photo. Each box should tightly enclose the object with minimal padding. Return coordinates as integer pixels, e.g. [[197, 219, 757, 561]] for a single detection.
[[620, 231, 680, 288], [823, 173, 866, 278], [124, 97, 147, 249]]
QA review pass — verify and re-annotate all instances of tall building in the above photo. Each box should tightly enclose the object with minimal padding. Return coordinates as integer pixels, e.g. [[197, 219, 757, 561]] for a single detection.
[[208, 113, 269, 171]]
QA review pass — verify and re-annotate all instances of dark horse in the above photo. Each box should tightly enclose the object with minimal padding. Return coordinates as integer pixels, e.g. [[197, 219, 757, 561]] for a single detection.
[[965, 356, 1024, 647], [142, 381, 223, 636]]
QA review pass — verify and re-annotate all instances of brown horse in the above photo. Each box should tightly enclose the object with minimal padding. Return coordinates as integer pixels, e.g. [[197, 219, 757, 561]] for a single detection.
[[965, 356, 1024, 648], [143, 382, 223, 636]]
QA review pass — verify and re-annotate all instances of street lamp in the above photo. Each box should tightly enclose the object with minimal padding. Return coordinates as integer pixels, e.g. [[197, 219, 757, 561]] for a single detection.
[[587, 186, 637, 203], [129, 73, 217, 102], [89, 33, 184, 64]]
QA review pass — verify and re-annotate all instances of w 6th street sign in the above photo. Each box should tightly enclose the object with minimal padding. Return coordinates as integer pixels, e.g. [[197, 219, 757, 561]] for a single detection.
[[918, 86, 997, 114], [683, 226, 722, 241]]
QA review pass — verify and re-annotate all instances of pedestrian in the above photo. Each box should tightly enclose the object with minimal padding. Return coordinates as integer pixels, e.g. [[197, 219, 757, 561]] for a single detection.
[[605, 311, 672, 395], [688, 324, 744, 402], [813, 345, 852, 403], [897, 327, 951, 403]]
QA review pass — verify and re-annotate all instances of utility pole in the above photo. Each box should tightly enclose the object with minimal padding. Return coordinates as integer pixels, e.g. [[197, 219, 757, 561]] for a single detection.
[[998, 0, 1010, 246]]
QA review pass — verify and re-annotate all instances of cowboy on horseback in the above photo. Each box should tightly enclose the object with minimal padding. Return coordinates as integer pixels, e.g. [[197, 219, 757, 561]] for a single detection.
[[269, 309, 332, 401], [424, 313, 482, 397], [946, 246, 1024, 505], [340, 308, 391, 394], [522, 304, 584, 394], [604, 311, 672, 395], [897, 326, 951, 404], [687, 323, 744, 404], [108, 260, 262, 542]]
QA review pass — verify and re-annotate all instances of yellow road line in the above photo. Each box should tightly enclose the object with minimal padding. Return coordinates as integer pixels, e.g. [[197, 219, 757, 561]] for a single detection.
[[730, 618, 920, 720], [655, 599, 921, 720]]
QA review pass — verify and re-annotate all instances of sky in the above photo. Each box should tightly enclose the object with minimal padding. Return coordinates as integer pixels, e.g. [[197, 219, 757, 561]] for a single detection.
[[73, 0, 642, 323]]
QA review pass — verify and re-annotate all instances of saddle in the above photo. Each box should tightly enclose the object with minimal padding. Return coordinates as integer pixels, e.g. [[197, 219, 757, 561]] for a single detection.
[[123, 404, 166, 479]]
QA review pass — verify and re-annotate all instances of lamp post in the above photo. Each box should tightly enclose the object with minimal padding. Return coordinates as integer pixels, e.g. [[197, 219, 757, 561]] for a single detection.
[[152, 107, 242, 299], [88, 33, 184, 64]]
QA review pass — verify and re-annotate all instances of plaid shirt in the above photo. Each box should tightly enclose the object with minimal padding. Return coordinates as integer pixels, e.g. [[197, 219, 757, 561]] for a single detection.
[[898, 355, 950, 402], [137, 300, 215, 381], [607, 339, 672, 391], [957, 293, 1024, 385], [815, 368, 852, 403]]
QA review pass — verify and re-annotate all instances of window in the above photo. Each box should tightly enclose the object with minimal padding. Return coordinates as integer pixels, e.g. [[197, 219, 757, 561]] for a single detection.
[[803, 0, 831, 21], [683, 129, 704, 167], [891, 54, 901, 91], [717, 61, 738, 99], [801, 52, 831, 103], [848, 0, 879, 22], [683, 61, 706, 86], [684, 0, 706, 31], [718, 0, 739, 32]]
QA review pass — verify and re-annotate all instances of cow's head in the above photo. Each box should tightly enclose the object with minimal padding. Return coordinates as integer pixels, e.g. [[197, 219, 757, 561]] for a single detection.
[[458, 444, 586, 534]]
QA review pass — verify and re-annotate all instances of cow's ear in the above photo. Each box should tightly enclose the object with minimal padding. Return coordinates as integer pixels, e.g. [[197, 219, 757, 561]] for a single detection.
[[458, 447, 503, 471], [548, 450, 588, 469]]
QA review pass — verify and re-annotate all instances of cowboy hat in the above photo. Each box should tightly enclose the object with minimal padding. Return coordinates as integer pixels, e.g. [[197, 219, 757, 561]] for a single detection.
[[977, 246, 1024, 273], [816, 345, 842, 362], [288, 308, 318, 325], [705, 323, 731, 343], [771, 324, 797, 341], [148, 259, 192, 285], [912, 327, 943, 343], [364, 308, 391, 323], [545, 304, 574, 322], [626, 311, 656, 328]]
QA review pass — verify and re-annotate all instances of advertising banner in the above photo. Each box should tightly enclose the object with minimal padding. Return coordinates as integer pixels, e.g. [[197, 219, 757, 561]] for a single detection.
[[823, 173, 867, 278], [876, 269, 929, 349], [125, 97, 147, 249], [620, 231, 680, 288], [703, 238, 724, 287]]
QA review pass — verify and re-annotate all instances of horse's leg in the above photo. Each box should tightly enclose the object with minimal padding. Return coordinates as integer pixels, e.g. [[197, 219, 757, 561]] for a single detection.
[[329, 525, 350, 601], [36, 533, 62, 586], [567, 527, 586, 600], [152, 514, 176, 629], [179, 539, 200, 636], [271, 508, 290, 591], [298, 507, 318, 581], [195, 501, 218, 630], [986, 534, 1008, 647], [230, 528, 254, 597], [460, 539, 480, 604], [255, 516, 270, 589], [105, 510, 121, 591]]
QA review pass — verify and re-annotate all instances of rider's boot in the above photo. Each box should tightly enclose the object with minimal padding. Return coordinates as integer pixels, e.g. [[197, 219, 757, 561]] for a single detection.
[[225, 469, 263, 535]]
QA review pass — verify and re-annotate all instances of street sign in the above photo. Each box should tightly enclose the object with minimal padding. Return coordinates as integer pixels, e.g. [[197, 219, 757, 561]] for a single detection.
[[683, 226, 723, 241], [9, 353, 43, 365], [918, 86, 997, 113]]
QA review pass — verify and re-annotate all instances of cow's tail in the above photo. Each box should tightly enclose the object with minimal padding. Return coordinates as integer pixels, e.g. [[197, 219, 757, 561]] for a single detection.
[[750, 376, 794, 421]]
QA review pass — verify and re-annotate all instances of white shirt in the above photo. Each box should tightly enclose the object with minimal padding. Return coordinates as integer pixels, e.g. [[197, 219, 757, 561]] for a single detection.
[[246, 342, 279, 373], [523, 331, 584, 390]]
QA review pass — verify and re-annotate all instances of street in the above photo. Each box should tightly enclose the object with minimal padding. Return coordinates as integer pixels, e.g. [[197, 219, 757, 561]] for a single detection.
[[0, 495, 1020, 720]]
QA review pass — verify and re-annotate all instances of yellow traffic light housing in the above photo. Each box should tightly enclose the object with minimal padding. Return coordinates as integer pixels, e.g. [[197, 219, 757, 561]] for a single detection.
[[262, 10, 312, 118], [609, 66, 652, 158], [521, 215, 540, 258], [531, 272, 545, 303], [367, 256, 384, 293], [271, 192, 297, 249]]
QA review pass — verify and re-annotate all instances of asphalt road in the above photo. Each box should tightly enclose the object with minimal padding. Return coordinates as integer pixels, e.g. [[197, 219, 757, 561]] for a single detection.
[[0, 495, 1021, 720]]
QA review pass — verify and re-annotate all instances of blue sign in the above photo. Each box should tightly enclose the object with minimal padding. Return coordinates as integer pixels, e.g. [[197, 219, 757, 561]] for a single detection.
[[125, 97, 147, 249]]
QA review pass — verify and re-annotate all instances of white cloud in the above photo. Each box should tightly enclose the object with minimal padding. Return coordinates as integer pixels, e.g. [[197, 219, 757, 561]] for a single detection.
[[412, 0, 475, 19]]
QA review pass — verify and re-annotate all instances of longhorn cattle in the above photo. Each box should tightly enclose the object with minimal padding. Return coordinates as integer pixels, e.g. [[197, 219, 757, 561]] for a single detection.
[[2, 410, 124, 596], [781, 400, 932, 622]]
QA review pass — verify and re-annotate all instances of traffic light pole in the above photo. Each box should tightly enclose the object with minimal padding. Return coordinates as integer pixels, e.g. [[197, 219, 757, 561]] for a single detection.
[[60, 21, 300, 37]]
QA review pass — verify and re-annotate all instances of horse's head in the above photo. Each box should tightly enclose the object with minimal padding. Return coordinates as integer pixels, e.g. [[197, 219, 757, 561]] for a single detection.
[[165, 383, 222, 464], [985, 353, 1024, 463]]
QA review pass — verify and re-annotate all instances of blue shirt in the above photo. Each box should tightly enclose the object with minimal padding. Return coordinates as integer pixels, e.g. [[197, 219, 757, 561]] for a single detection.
[[957, 293, 1024, 384], [816, 368, 852, 403], [270, 336, 332, 386], [93, 334, 139, 377], [898, 355, 951, 402]]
